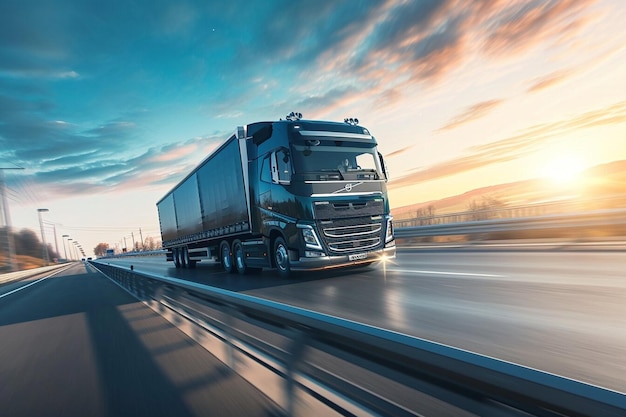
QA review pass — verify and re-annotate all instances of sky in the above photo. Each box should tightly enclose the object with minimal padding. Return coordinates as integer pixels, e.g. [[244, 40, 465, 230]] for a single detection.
[[1, 0, 625, 257]]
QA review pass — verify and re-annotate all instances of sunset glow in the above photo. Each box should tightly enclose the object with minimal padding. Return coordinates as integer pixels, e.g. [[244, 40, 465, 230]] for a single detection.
[[542, 155, 586, 185]]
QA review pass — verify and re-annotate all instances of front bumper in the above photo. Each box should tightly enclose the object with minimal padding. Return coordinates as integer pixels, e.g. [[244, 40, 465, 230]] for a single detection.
[[289, 243, 396, 271]]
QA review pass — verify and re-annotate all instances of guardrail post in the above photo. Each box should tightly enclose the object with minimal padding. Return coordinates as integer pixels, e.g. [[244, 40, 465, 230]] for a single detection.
[[285, 329, 308, 417]]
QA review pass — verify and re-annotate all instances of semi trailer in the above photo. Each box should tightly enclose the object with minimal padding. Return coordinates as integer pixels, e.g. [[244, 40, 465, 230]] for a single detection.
[[156, 113, 395, 277]]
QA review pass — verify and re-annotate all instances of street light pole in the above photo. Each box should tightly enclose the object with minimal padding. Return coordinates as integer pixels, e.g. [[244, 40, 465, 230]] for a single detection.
[[62, 234, 69, 261], [37, 208, 50, 265], [52, 224, 59, 260]]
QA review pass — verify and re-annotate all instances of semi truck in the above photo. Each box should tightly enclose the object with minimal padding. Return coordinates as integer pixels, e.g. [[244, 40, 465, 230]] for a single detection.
[[156, 113, 395, 277]]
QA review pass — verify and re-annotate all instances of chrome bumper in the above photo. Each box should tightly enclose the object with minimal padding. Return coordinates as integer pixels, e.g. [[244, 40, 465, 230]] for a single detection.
[[290, 243, 396, 271]]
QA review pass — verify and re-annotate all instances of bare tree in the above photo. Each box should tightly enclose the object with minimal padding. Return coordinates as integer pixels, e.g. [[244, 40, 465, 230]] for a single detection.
[[94, 243, 109, 257], [467, 196, 505, 221], [143, 236, 160, 251], [416, 204, 436, 225]]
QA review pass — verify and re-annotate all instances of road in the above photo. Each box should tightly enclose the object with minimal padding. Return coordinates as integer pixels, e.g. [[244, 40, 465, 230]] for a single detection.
[[101, 248, 626, 394], [0, 262, 280, 417]]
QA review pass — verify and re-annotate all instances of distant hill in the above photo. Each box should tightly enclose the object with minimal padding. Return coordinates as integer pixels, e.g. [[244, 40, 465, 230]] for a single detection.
[[391, 159, 626, 220]]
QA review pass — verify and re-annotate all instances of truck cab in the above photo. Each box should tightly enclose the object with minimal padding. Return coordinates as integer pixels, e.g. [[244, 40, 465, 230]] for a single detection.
[[243, 115, 395, 276]]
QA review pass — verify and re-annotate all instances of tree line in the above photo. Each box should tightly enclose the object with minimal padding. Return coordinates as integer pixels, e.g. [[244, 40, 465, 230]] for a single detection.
[[93, 236, 161, 257], [0, 227, 60, 262]]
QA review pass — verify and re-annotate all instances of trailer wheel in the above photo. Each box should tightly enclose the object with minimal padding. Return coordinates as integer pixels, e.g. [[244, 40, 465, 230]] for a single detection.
[[182, 247, 196, 269], [220, 241, 234, 273], [180, 247, 188, 268], [173, 248, 181, 268], [273, 237, 291, 279], [233, 241, 247, 275]]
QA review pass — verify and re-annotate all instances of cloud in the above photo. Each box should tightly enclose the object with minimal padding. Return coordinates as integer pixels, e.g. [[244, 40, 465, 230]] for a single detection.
[[294, 86, 360, 115], [372, 3, 593, 85], [0, 112, 138, 162], [481, 0, 596, 58], [437, 99, 505, 132], [346, 1, 463, 84], [4, 128, 228, 204], [1, 109, 144, 199], [386, 146, 414, 159], [527, 69, 574, 93], [389, 99, 626, 190], [389, 152, 514, 190], [0, 0, 615, 208]]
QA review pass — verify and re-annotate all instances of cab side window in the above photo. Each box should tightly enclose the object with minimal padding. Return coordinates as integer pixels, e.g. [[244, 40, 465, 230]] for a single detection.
[[260, 155, 272, 183], [276, 149, 291, 183]]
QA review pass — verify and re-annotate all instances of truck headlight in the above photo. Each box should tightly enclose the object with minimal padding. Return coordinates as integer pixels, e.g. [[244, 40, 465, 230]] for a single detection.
[[385, 217, 394, 243], [301, 226, 323, 250]]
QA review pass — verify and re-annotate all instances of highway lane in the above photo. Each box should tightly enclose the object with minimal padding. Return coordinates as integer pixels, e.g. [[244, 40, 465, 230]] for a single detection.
[[0, 262, 280, 417], [102, 248, 626, 394]]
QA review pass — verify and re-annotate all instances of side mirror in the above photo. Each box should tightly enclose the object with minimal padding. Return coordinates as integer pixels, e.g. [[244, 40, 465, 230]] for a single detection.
[[378, 152, 389, 181]]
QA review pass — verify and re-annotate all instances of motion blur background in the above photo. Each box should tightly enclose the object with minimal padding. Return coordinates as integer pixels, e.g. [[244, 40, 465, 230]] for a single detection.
[[1, 0, 625, 266]]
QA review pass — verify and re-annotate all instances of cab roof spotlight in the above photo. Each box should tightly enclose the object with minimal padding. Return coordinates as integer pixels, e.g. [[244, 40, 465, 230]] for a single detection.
[[344, 117, 359, 126], [286, 112, 303, 121]]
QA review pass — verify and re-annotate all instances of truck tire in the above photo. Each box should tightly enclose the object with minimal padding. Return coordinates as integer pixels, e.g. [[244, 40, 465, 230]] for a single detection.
[[183, 247, 196, 269], [220, 241, 234, 273], [233, 241, 261, 275], [173, 248, 181, 268], [273, 237, 291, 279], [180, 247, 188, 268], [233, 241, 247, 275]]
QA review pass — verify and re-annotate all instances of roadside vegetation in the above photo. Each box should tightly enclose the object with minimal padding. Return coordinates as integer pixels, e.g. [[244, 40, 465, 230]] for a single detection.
[[0, 228, 60, 272]]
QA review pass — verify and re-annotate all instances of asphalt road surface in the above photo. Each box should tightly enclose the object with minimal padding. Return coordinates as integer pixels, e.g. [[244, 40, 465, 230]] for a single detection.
[[0, 262, 281, 417], [101, 248, 626, 394]]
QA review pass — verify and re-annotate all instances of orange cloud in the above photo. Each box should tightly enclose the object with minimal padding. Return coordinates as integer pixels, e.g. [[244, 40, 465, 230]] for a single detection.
[[438, 99, 505, 132], [151, 143, 198, 163], [482, 0, 596, 57], [527, 69, 573, 93], [386, 145, 414, 158]]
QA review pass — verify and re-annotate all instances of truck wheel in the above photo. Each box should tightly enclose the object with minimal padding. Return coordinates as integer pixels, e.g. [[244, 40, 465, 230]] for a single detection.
[[220, 241, 234, 273], [173, 248, 181, 268], [233, 241, 247, 275], [273, 237, 291, 279], [180, 247, 188, 268], [183, 246, 197, 269]]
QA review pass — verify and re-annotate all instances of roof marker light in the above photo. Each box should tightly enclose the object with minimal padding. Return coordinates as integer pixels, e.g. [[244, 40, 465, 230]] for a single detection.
[[344, 117, 359, 125], [286, 112, 303, 121]]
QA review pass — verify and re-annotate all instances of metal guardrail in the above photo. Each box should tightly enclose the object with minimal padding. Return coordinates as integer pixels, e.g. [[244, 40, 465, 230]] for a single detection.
[[90, 260, 625, 417], [0, 262, 72, 285], [99, 249, 166, 258], [394, 208, 626, 238], [393, 196, 626, 228]]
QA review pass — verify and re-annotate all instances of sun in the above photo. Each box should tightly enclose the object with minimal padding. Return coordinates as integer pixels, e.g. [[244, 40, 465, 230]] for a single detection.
[[541, 154, 585, 185]]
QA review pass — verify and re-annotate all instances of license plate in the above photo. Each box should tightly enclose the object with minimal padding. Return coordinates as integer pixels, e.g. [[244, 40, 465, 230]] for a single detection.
[[349, 253, 367, 261]]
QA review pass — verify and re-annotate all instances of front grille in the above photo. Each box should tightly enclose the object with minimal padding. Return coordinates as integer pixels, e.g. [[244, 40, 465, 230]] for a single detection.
[[319, 217, 382, 254], [314, 199, 384, 219]]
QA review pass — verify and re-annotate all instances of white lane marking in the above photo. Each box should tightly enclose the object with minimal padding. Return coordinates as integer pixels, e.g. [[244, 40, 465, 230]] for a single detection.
[[385, 268, 504, 278], [0, 265, 72, 299]]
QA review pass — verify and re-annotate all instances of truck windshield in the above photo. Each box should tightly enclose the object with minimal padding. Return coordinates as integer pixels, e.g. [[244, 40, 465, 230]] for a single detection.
[[290, 142, 382, 181]]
